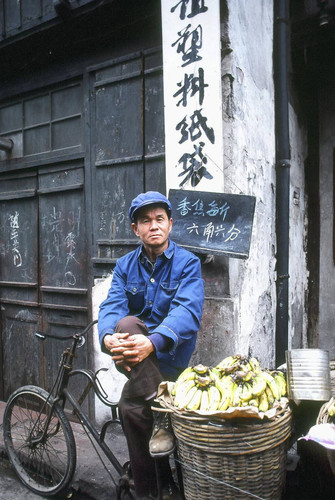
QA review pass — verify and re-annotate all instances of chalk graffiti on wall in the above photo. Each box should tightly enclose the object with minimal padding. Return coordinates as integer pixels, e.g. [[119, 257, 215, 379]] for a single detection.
[[42, 206, 81, 286], [8, 211, 22, 267]]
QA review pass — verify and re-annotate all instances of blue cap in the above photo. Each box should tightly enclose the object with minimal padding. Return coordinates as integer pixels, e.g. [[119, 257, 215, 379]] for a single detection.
[[129, 191, 172, 222]]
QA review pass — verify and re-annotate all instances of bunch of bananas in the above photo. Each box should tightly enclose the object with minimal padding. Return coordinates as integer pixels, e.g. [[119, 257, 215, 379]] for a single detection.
[[171, 355, 287, 413], [214, 354, 287, 412], [172, 364, 221, 411]]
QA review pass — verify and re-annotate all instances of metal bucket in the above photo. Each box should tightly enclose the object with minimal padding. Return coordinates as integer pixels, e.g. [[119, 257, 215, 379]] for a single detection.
[[286, 349, 331, 401]]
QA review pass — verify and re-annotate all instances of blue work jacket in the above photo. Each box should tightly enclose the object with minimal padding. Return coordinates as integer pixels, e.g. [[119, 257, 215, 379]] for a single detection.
[[98, 239, 204, 377]]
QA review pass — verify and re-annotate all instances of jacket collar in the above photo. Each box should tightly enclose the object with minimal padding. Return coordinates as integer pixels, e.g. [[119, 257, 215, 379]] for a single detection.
[[138, 239, 175, 262]]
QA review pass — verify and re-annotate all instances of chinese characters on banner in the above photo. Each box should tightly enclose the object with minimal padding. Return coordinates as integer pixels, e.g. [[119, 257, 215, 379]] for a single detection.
[[161, 0, 224, 192]]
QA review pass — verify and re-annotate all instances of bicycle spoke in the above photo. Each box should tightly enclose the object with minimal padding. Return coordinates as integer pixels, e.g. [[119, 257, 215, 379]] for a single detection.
[[3, 387, 76, 495]]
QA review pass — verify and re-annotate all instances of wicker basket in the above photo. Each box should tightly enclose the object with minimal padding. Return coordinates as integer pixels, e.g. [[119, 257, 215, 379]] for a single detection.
[[316, 396, 335, 477], [317, 397, 335, 425], [171, 407, 292, 500], [330, 361, 335, 397]]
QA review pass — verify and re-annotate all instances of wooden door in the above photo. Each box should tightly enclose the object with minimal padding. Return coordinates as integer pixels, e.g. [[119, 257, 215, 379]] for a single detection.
[[88, 48, 166, 272], [0, 82, 88, 400]]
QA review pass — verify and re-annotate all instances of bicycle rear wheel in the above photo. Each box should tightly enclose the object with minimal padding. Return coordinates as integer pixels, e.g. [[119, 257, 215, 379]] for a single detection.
[[3, 385, 76, 497]]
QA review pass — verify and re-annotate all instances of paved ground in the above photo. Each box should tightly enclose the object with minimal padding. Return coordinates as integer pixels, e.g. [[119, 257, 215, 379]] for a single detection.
[[0, 458, 96, 500], [0, 400, 130, 500]]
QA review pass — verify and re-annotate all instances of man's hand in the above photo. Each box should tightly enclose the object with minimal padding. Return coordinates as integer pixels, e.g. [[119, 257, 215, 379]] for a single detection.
[[103, 333, 154, 372]]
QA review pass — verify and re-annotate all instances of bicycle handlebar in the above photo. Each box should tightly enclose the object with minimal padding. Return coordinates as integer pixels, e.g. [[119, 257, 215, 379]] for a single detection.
[[34, 319, 98, 341], [74, 319, 98, 338]]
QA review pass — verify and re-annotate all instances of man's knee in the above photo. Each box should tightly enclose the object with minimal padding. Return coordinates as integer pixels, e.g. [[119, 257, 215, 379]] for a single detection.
[[115, 316, 149, 336], [115, 316, 136, 333]]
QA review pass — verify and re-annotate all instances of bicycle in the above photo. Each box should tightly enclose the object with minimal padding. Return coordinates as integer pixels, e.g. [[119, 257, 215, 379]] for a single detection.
[[2, 319, 135, 499]]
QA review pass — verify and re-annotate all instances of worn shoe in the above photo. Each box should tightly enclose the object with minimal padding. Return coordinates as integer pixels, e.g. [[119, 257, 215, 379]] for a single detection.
[[161, 481, 182, 500], [149, 411, 175, 457]]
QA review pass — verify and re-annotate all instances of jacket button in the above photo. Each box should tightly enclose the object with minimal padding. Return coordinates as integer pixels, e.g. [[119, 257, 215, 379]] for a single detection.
[[150, 278, 155, 283], [133, 287, 137, 292]]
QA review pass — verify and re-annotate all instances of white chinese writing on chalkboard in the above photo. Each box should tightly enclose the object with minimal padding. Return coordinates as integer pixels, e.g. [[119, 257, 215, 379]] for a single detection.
[[176, 195, 241, 243], [169, 189, 256, 259], [177, 196, 230, 220], [187, 222, 241, 243]]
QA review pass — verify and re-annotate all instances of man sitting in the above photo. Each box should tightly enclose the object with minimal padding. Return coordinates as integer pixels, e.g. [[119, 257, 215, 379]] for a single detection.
[[98, 191, 204, 499]]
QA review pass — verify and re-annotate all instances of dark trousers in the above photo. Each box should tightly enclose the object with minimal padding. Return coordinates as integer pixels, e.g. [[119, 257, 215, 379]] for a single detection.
[[116, 316, 174, 497]]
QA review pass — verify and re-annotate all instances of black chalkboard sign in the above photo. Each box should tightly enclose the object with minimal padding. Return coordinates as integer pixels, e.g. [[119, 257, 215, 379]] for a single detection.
[[169, 189, 256, 259]]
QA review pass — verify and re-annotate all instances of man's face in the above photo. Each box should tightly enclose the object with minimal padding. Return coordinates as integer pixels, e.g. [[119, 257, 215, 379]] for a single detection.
[[131, 205, 172, 253]]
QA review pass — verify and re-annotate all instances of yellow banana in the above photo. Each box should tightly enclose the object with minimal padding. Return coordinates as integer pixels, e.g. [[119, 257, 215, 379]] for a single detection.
[[258, 390, 269, 412], [216, 376, 235, 411], [216, 355, 235, 369], [218, 392, 231, 411], [250, 374, 267, 397], [216, 355, 241, 370], [261, 371, 280, 401], [211, 372, 232, 397], [211, 366, 224, 379], [243, 371, 254, 382], [200, 389, 209, 412], [240, 358, 253, 373], [207, 385, 221, 411], [272, 374, 284, 398], [265, 386, 274, 407], [236, 383, 246, 407], [193, 364, 209, 375], [273, 371, 287, 397], [239, 382, 253, 402], [223, 374, 236, 390], [224, 362, 242, 375], [248, 397, 260, 407], [172, 369, 197, 396], [186, 388, 203, 410], [209, 369, 224, 387], [196, 375, 212, 388], [179, 384, 199, 409], [249, 357, 261, 374], [230, 382, 238, 406], [234, 369, 253, 383], [174, 379, 197, 407], [177, 366, 194, 380]]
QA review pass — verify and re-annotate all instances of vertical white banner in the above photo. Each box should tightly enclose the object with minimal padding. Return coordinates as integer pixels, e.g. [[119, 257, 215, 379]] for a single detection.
[[161, 0, 224, 193]]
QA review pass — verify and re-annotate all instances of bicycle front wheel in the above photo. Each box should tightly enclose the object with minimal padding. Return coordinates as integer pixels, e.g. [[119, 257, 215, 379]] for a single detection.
[[3, 385, 76, 497]]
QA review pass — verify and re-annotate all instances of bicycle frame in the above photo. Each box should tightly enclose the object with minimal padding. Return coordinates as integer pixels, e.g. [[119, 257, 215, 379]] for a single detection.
[[31, 319, 125, 477], [4, 320, 184, 500]]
